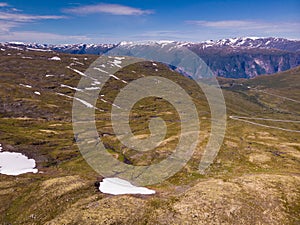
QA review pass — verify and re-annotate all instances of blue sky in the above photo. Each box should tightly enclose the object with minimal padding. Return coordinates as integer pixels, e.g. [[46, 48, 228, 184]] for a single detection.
[[0, 0, 299, 44]]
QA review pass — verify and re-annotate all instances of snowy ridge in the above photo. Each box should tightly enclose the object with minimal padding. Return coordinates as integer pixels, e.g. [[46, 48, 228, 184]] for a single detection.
[[198, 37, 300, 51], [1, 37, 300, 54]]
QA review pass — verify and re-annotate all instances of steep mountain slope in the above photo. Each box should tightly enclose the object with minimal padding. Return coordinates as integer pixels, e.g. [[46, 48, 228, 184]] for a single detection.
[[0, 47, 299, 224], [2, 37, 300, 78], [191, 47, 300, 78]]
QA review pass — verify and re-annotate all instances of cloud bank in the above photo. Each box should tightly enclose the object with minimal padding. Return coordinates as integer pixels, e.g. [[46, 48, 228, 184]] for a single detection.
[[64, 3, 154, 16], [186, 20, 300, 33]]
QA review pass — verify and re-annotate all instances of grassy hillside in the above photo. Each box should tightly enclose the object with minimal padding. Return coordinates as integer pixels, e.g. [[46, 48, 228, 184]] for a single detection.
[[0, 47, 299, 224]]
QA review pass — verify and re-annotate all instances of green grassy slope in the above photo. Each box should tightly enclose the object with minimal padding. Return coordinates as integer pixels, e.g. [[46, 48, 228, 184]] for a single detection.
[[0, 47, 299, 224]]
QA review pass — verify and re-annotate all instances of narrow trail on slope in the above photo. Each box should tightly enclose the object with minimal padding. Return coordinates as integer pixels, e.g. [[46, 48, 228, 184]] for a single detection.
[[229, 116, 300, 133], [254, 88, 300, 104], [230, 87, 300, 132]]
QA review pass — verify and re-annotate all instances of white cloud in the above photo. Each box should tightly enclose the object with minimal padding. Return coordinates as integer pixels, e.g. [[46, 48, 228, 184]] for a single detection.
[[186, 20, 300, 33], [132, 30, 192, 40], [63, 3, 154, 16], [0, 2, 8, 7], [187, 20, 262, 28], [0, 31, 91, 44], [0, 12, 66, 22], [0, 4, 70, 43], [0, 20, 17, 32]]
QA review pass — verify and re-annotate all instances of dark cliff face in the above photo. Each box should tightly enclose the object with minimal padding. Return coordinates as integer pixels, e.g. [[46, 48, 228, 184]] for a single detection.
[[189, 47, 300, 78]]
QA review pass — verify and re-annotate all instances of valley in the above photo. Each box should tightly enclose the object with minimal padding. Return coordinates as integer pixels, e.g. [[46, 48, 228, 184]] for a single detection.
[[0, 43, 299, 224]]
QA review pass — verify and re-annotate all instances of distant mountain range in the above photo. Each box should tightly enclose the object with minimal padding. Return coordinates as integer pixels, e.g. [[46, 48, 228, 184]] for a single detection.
[[2, 37, 300, 78]]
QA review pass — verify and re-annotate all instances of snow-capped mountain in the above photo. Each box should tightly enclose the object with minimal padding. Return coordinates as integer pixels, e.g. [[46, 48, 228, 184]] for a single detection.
[[115, 37, 300, 52], [3, 37, 300, 54], [197, 37, 300, 52], [2, 37, 300, 78], [2, 42, 116, 55], [50, 43, 117, 55]]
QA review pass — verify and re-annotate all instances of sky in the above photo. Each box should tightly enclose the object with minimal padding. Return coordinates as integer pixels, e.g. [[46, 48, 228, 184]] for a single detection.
[[0, 0, 299, 44]]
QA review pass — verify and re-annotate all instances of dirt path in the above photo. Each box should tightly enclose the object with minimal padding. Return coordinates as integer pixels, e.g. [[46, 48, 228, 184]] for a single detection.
[[229, 115, 300, 133]]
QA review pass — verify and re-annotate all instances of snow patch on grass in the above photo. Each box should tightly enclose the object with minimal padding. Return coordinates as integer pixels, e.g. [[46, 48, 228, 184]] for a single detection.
[[99, 178, 155, 195], [61, 84, 83, 92], [0, 144, 38, 176], [85, 87, 100, 90], [20, 84, 32, 88], [49, 56, 61, 61]]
